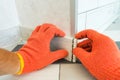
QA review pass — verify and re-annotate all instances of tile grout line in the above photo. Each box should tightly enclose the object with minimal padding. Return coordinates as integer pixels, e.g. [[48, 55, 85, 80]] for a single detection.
[[58, 64, 61, 80], [77, 1, 117, 15]]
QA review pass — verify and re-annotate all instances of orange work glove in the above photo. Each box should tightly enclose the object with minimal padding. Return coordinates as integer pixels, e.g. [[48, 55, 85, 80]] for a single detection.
[[73, 29, 120, 80], [16, 23, 68, 74]]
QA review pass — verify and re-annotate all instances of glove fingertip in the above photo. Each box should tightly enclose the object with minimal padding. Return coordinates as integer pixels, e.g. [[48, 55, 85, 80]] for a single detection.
[[73, 48, 80, 57], [73, 48, 89, 60], [55, 29, 65, 37], [51, 50, 68, 60], [74, 34, 79, 39]]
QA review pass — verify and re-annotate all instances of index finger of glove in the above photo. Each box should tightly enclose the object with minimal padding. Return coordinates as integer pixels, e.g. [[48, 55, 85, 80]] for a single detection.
[[77, 39, 92, 47], [46, 26, 65, 39], [50, 49, 68, 61], [75, 29, 100, 41], [39, 23, 51, 32]]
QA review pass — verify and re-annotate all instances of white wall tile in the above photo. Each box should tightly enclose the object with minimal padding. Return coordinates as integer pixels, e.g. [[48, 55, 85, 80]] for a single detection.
[[103, 30, 120, 41], [105, 17, 120, 30], [0, 0, 20, 51], [86, 8, 105, 30], [77, 13, 86, 32], [0, 0, 20, 29], [86, 5, 114, 31], [78, 0, 98, 13], [113, 2, 120, 16], [15, 0, 73, 36], [77, 0, 120, 32], [19, 26, 33, 40], [0, 26, 21, 51], [98, 0, 115, 7]]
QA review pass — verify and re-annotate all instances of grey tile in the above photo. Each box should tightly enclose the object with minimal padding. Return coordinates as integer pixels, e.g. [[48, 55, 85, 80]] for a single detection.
[[60, 64, 96, 80], [18, 64, 60, 80], [0, 64, 60, 80], [0, 75, 18, 80], [50, 37, 73, 62]]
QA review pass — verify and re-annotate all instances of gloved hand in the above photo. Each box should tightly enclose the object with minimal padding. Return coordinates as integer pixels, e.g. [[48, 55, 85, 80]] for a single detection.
[[16, 23, 68, 74], [73, 29, 120, 80]]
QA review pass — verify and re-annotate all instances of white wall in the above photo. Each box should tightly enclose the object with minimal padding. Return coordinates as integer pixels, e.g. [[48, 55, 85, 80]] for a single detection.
[[15, 0, 74, 40], [0, 0, 119, 50], [76, 0, 120, 32], [0, 0, 20, 50], [15, 0, 120, 40]]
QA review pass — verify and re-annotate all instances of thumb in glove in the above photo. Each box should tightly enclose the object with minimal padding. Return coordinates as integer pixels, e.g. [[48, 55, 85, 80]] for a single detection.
[[73, 29, 120, 80]]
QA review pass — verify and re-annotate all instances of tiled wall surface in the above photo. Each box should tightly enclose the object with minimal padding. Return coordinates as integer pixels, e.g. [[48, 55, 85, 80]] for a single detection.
[[15, 0, 120, 40], [103, 17, 120, 41], [76, 0, 120, 32], [0, 0, 120, 50], [0, 27, 21, 50], [15, 0, 72, 38], [0, 0, 19, 29], [0, 0, 20, 50]]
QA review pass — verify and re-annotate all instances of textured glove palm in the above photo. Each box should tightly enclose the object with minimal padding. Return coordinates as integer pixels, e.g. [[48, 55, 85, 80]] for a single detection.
[[17, 23, 68, 74], [73, 29, 120, 80]]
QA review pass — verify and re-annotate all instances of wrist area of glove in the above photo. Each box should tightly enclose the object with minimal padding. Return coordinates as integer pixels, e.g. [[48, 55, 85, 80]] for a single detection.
[[15, 53, 24, 75], [101, 61, 120, 80], [83, 60, 120, 80]]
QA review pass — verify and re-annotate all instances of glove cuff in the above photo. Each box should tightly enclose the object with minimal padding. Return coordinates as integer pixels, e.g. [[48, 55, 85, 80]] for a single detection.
[[16, 53, 24, 75]]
